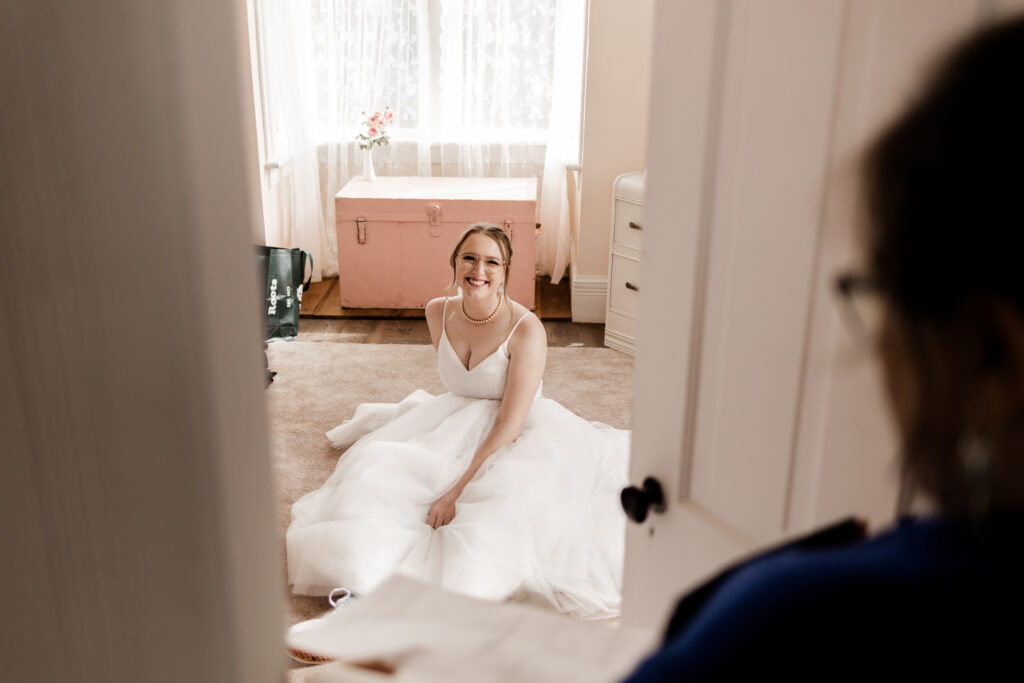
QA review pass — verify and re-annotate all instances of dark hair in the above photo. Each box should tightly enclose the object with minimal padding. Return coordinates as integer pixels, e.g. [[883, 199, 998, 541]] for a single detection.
[[866, 17, 1024, 319], [448, 222, 513, 292], [865, 17, 1024, 513]]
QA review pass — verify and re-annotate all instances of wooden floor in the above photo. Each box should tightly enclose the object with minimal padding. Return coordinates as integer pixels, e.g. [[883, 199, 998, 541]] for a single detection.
[[296, 317, 605, 347], [300, 275, 573, 320], [296, 275, 603, 347]]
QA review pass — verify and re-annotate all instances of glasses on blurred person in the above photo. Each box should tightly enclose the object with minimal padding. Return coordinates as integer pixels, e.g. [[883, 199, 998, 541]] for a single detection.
[[834, 271, 885, 346]]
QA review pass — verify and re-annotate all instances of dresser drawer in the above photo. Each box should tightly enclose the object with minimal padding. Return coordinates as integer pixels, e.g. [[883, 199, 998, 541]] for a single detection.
[[608, 253, 641, 316], [605, 171, 644, 356], [605, 308, 638, 340], [611, 200, 644, 251]]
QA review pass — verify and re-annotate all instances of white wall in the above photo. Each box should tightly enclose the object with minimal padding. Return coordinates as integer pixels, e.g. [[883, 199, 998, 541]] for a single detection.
[[573, 0, 655, 321], [0, 1, 284, 680], [578, 0, 655, 276]]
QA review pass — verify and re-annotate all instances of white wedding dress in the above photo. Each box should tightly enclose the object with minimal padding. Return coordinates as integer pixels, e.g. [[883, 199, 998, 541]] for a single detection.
[[286, 306, 631, 619]]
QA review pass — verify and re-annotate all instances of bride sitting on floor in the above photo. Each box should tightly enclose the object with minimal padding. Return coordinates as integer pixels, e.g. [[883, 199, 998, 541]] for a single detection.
[[286, 222, 631, 619]]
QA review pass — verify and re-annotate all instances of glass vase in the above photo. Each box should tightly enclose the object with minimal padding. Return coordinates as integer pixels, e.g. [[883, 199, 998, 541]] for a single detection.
[[361, 147, 376, 181]]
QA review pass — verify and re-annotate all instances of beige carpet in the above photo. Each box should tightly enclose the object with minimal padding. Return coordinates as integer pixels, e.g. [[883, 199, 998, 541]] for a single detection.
[[265, 341, 633, 678]]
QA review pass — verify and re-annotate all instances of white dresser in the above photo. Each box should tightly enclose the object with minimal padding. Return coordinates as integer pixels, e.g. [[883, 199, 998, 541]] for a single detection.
[[604, 171, 645, 355]]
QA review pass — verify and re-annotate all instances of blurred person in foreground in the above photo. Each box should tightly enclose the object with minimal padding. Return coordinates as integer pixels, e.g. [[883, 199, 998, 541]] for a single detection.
[[623, 15, 1024, 680]]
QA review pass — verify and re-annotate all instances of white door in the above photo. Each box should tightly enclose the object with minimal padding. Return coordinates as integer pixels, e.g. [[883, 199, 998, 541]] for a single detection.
[[621, 0, 1014, 631], [1, 2, 286, 680]]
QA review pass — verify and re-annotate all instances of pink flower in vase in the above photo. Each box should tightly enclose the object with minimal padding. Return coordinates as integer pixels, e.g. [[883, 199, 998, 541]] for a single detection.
[[356, 106, 395, 151]]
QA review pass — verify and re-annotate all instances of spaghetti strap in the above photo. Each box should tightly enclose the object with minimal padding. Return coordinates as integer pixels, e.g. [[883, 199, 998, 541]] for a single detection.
[[441, 297, 449, 334], [504, 311, 534, 344]]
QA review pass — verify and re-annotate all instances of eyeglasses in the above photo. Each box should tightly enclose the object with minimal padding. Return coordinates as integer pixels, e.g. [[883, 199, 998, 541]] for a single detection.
[[458, 252, 505, 272], [834, 270, 886, 345]]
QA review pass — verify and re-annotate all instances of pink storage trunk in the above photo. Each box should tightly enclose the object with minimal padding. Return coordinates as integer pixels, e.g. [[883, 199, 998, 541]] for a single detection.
[[335, 176, 538, 309]]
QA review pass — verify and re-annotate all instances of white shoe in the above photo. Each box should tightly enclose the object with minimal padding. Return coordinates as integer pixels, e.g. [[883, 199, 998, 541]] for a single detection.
[[287, 588, 355, 665]]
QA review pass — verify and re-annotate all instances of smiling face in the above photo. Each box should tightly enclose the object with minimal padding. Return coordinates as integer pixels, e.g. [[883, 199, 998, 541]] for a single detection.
[[449, 224, 512, 300], [456, 233, 506, 298]]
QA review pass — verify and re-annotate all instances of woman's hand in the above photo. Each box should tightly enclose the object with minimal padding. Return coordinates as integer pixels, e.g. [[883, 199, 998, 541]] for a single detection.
[[424, 313, 545, 533], [427, 489, 460, 529]]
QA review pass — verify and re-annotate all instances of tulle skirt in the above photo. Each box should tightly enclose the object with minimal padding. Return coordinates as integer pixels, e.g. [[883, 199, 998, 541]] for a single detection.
[[286, 390, 630, 619]]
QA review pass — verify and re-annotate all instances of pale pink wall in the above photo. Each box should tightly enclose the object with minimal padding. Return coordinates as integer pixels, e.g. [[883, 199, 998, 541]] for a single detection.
[[577, 0, 655, 277]]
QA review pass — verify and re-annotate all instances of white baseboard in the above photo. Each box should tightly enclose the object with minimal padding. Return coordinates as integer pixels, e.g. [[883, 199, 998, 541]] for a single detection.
[[570, 272, 608, 323], [603, 327, 637, 356]]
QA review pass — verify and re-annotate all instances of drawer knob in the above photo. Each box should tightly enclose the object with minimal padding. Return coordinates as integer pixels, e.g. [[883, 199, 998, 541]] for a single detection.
[[628, 221, 642, 231], [625, 281, 639, 292]]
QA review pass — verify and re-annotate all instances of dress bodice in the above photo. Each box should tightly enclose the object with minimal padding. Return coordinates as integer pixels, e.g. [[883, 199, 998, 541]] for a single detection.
[[438, 300, 533, 400]]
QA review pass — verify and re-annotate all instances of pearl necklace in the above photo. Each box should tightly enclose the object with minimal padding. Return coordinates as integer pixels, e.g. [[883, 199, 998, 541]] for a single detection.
[[462, 296, 502, 325]]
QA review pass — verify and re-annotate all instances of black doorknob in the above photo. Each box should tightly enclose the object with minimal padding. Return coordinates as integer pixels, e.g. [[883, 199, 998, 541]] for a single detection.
[[621, 477, 667, 524]]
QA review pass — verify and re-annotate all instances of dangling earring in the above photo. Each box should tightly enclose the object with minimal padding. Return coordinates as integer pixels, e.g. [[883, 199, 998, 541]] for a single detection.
[[958, 430, 993, 521]]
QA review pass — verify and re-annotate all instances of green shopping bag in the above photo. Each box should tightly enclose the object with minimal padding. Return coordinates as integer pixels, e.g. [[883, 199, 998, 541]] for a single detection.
[[255, 245, 313, 341]]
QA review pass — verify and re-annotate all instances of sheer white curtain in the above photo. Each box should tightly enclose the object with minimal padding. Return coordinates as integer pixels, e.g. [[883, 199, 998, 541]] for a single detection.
[[260, 0, 331, 280], [256, 0, 584, 283]]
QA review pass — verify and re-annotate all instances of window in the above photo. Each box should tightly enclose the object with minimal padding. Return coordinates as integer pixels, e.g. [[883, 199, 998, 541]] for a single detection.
[[251, 0, 584, 282], [257, 0, 571, 153]]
